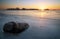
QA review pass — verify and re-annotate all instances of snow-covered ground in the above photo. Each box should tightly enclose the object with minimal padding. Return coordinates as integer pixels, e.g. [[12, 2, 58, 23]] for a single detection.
[[0, 10, 60, 39]]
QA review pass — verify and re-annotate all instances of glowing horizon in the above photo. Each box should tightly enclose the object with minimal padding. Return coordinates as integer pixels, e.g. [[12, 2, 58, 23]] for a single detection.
[[0, 0, 60, 9]]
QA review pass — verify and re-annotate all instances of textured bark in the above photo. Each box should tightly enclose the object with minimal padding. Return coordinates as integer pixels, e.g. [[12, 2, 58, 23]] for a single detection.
[[3, 22, 29, 33]]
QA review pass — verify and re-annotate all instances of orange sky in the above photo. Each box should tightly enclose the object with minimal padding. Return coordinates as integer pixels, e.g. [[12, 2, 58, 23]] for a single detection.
[[0, 0, 60, 9], [0, 4, 60, 9]]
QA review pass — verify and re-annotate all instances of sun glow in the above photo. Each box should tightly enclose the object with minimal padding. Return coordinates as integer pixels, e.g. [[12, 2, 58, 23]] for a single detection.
[[39, 7, 45, 11], [39, 3, 49, 11], [39, 5, 46, 11]]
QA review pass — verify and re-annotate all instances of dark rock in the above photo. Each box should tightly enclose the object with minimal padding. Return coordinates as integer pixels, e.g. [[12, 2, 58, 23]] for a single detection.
[[3, 22, 29, 33]]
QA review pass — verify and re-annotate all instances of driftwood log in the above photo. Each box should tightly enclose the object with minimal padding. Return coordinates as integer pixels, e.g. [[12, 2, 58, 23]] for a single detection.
[[3, 22, 29, 33]]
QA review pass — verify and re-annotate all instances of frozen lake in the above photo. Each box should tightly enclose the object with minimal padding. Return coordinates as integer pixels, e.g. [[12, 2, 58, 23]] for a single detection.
[[0, 10, 60, 39]]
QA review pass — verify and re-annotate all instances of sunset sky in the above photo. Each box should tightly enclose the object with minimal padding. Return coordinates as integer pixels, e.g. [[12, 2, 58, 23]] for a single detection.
[[0, 0, 60, 9]]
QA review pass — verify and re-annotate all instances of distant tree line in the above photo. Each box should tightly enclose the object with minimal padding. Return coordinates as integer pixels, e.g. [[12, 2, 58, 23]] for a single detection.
[[6, 7, 39, 10]]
